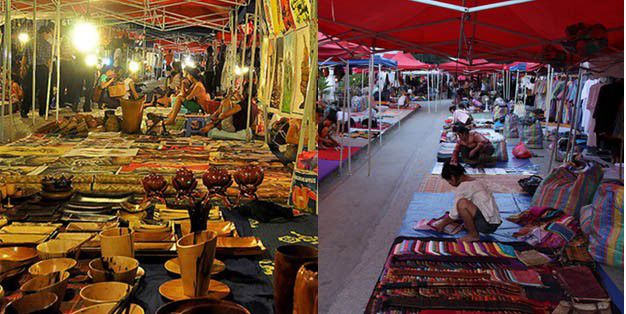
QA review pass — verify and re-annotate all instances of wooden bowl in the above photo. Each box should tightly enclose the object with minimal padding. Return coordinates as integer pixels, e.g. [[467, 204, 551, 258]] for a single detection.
[[79, 281, 132, 307], [5, 291, 59, 314], [36, 239, 80, 259], [29, 258, 77, 276], [0, 246, 38, 262], [88, 256, 139, 284], [72, 302, 144, 314], [20, 271, 70, 303], [156, 299, 251, 314]]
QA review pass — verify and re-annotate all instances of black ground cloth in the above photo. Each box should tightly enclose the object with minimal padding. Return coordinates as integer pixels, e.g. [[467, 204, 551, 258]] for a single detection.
[[132, 205, 317, 314]]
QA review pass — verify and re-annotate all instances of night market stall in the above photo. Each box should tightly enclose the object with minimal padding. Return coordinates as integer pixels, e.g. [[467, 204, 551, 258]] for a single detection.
[[0, 0, 318, 313]]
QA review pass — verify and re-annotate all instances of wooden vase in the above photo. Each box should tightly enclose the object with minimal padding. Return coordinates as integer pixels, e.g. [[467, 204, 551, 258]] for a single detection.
[[176, 230, 218, 297], [273, 245, 318, 314], [120, 98, 144, 134], [293, 262, 318, 314], [100, 228, 134, 258]]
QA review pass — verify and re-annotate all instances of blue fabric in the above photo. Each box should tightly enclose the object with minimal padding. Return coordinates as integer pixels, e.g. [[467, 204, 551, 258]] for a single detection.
[[494, 144, 535, 169], [398, 193, 532, 242], [597, 264, 624, 313]]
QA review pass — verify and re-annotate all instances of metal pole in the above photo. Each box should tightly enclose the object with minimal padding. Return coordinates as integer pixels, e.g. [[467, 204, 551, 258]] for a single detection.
[[245, 2, 258, 136], [32, 0, 37, 124], [346, 61, 351, 174], [548, 74, 569, 172], [367, 52, 373, 176], [566, 66, 585, 162], [514, 70, 520, 103], [6, 0, 12, 124], [426, 72, 430, 113], [545, 65, 553, 123], [338, 66, 344, 173], [378, 64, 382, 145], [1, 0, 8, 142], [55, 0, 60, 122], [45, 21, 56, 120]]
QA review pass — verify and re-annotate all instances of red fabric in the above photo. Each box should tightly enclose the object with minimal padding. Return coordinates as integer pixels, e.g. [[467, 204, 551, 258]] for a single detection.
[[438, 59, 504, 73], [318, 147, 361, 161], [513, 142, 532, 159], [318, 32, 371, 60], [319, 0, 623, 63], [382, 52, 432, 70]]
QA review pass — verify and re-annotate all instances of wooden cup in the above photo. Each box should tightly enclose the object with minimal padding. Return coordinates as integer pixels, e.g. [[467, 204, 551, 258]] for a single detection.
[[176, 230, 218, 297], [100, 227, 134, 258]]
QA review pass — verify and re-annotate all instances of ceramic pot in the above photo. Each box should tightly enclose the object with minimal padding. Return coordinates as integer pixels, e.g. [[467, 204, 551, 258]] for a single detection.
[[100, 228, 134, 257], [5, 291, 59, 314], [176, 230, 218, 297], [120, 98, 144, 134], [88, 256, 139, 284], [293, 262, 318, 314], [156, 298, 250, 314], [273, 245, 318, 314], [20, 271, 70, 304]]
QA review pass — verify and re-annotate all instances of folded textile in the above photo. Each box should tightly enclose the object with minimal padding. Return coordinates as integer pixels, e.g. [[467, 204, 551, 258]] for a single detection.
[[392, 239, 516, 259], [413, 212, 463, 235], [515, 249, 552, 266], [555, 266, 609, 302], [506, 269, 544, 287]]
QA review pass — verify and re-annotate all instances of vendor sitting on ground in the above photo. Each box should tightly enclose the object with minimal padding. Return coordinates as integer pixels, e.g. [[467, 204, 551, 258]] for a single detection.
[[165, 67, 212, 125], [97, 67, 122, 108], [437, 161, 502, 241], [318, 113, 340, 150], [451, 125, 495, 166], [397, 89, 408, 108], [199, 89, 251, 140]]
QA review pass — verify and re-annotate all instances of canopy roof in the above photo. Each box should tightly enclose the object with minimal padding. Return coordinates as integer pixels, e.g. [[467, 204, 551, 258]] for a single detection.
[[438, 58, 504, 72], [506, 61, 543, 72], [6, 0, 245, 51], [318, 32, 371, 61], [382, 52, 432, 70], [319, 0, 624, 64], [319, 55, 397, 68]]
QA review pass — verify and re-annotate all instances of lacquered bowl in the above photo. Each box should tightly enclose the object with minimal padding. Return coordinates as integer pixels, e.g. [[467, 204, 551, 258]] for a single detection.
[[29, 258, 77, 276], [72, 302, 144, 314], [80, 281, 132, 307], [5, 291, 59, 314], [88, 256, 139, 284]]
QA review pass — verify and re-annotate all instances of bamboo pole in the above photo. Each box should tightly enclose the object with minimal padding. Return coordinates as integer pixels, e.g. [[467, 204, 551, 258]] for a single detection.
[[6, 0, 12, 125], [55, 0, 60, 121], [31, 0, 37, 124], [245, 2, 258, 137], [44, 21, 56, 120]]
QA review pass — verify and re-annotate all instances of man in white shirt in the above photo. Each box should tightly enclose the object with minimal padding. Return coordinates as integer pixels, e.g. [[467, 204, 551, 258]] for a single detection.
[[397, 90, 408, 108], [435, 161, 502, 242]]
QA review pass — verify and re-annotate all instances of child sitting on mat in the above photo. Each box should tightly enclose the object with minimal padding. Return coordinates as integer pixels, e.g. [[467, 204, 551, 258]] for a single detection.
[[436, 161, 502, 242]]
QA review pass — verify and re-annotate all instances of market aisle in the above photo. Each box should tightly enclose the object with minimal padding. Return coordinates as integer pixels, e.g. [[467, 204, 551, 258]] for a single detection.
[[319, 100, 450, 313]]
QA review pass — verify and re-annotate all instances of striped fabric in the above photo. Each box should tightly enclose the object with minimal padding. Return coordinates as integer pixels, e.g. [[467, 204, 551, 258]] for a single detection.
[[392, 239, 516, 259], [503, 114, 520, 138], [520, 120, 543, 148], [580, 182, 624, 266], [530, 164, 604, 216]]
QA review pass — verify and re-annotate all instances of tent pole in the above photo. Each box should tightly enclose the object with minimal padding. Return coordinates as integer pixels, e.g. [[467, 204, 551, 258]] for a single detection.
[[6, 0, 12, 127], [245, 2, 258, 138], [566, 66, 585, 162], [548, 74, 569, 172], [367, 52, 373, 176], [426, 72, 430, 113], [544, 65, 552, 124], [55, 0, 60, 122], [1, 0, 8, 142], [513, 70, 520, 104], [45, 20, 56, 120], [32, 0, 37, 125], [378, 63, 382, 146], [338, 66, 345, 173], [346, 61, 351, 174]]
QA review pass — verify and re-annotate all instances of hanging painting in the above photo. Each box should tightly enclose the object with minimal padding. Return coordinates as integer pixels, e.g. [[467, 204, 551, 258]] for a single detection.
[[270, 37, 284, 112], [281, 32, 296, 114], [268, 0, 285, 35], [291, 27, 311, 115], [257, 37, 271, 105], [289, 0, 311, 29], [280, 0, 297, 32], [262, 0, 275, 35]]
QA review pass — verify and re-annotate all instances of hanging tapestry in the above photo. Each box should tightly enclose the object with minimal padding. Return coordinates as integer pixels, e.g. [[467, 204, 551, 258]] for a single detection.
[[268, 0, 285, 35], [258, 37, 270, 104], [290, 0, 311, 29], [291, 27, 311, 115], [220, 44, 237, 92], [270, 37, 284, 112], [280, 0, 297, 32], [281, 32, 296, 114], [262, 0, 275, 35]]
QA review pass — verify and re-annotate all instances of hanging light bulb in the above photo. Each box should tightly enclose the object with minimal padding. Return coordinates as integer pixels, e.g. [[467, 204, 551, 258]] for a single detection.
[[102, 57, 111, 66], [85, 54, 98, 67], [71, 21, 100, 53], [234, 65, 243, 76], [18, 33, 29, 44], [129, 61, 140, 73]]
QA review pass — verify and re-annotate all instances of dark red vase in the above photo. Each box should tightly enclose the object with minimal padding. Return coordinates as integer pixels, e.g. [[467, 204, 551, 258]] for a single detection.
[[273, 245, 318, 314]]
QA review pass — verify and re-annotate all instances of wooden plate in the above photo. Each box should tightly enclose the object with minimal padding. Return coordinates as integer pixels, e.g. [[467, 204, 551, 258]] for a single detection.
[[164, 258, 225, 275], [158, 278, 230, 301], [0, 246, 38, 262]]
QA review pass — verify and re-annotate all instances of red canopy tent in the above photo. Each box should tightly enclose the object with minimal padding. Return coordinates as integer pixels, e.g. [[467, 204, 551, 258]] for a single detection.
[[382, 52, 432, 70], [506, 61, 543, 71], [437, 59, 504, 72], [318, 32, 371, 61], [319, 0, 623, 64]]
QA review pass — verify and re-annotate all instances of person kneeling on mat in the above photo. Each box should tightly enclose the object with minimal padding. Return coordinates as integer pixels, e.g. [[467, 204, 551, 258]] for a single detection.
[[451, 125, 495, 166], [437, 161, 502, 242], [200, 90, 251, 140], [165, 67, 212, 125]]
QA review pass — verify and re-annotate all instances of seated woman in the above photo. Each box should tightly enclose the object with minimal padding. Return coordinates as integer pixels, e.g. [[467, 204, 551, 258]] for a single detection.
[[452, 102, 473, 126], [8, 73, 24, 115], [199, 89, 251, 140], [165, 67, 212, 125], [436, 161, 502, 242], [451, 125, 495, 167], [150, 61, 183, 107], [97, 67, 122, 109], [122, 72, 141, 101], [318, 117, 340, 150]]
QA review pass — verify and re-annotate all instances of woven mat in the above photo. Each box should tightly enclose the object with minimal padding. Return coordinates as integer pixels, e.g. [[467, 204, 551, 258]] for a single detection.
[[418, 174, 526, 193]]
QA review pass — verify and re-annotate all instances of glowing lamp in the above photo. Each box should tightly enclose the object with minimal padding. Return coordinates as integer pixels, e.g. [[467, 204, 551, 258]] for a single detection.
[[129, 61, 140, 73], [102, 57, 111, 66], [85, 54, 98, 67], [18, 33, 29, 44], [71, 21, 99, 53]]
